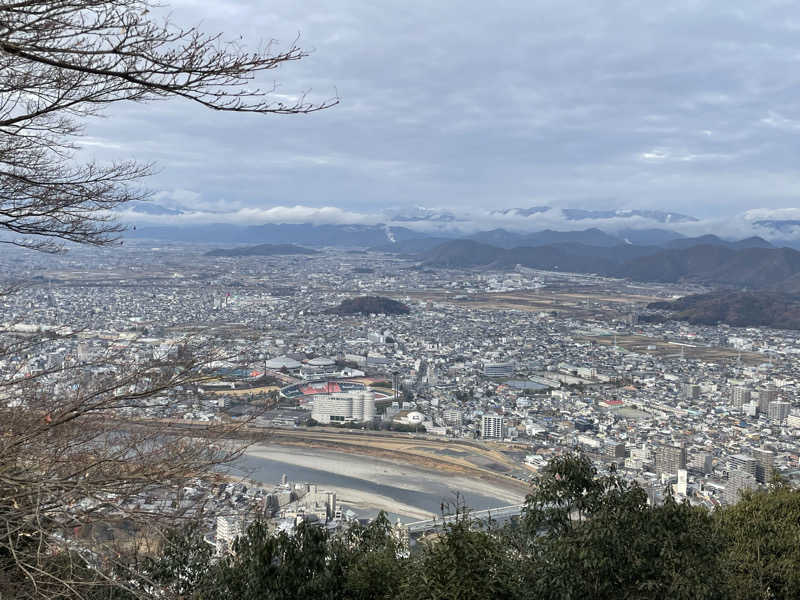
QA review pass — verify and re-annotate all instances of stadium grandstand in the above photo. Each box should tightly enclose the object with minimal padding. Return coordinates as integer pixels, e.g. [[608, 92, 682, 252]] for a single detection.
[[280, 380, 367, 400]]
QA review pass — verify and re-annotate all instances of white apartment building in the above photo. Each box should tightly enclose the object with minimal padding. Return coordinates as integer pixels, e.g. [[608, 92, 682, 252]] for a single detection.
[[481, 414, 504, 440], [312, 390, 376, 424]]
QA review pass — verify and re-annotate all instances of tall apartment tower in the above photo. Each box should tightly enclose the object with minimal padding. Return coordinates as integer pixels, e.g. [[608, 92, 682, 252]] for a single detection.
[[681, 383, 700, 401], [392, 371, 401, 402], [768, 401, 790, 424], [689, 452, 714, 475], [728, 454, 757, 478], [725, 470, 756, 505], [603, 440, 626, 460], [481, 414, 504, 440], [215, 516, 244, 555], [758, 383, 778, 414], [752, 447, 775, 484], [654, 444, 687, 476], [730, 386, 751, 411], [676, 469, 688, 496]]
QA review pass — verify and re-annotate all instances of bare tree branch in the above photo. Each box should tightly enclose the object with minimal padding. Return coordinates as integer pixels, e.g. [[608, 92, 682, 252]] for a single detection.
[[0, 0, 337, 251], [0, 1, 332, 596]]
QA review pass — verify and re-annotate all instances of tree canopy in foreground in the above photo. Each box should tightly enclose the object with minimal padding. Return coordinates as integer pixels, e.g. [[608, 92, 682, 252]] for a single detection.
[[142, 453, 800, 600]]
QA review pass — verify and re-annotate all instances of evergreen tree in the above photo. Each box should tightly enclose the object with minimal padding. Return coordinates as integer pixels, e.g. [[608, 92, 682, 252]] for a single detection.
[[717, 484, 800, 599]]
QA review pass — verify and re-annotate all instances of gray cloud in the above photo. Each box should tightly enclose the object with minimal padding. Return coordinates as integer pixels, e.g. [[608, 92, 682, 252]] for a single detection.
[[80, 0, 800, 219], [116, 200, 800, 244]]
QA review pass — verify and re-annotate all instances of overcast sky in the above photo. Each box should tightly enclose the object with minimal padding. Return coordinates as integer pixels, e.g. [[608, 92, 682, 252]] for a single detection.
[[82, 0, 800, 223]]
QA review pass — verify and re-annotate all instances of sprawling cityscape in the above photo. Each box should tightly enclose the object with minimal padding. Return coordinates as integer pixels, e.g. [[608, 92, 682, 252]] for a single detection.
[[8, 0, 800, 596], [3, 238, 798, 553]]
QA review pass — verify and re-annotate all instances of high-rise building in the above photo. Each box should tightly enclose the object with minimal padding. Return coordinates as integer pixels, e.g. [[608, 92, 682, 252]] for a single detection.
[[730, 386, 751, 411], [676, 469, 688, 496], [768, 401, 790, 424], [603, 440, 626, 460], [752, 447, 775, 485], [443, 409, 463, 426], [728, 453, 757, 478], [481, 414, 504, 440], [392, 371, 401, 402], [758, 384, 777, 413], [654, 444, 686, 476], [689, 452, 714, 475], [681, 383, 700, 401], [216, 516, 244, 555], [743, 401, 759, 417], [725, 470, 756, 505]]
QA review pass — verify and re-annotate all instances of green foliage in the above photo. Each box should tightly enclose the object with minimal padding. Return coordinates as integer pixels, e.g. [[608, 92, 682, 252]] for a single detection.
[[205, 521, 340, 600], [146, 515, 406, 600], [327, 296, 411, 316], [399, 508, 522, 600], [143, 523, 212, 597], [525, 492, 724, 600], [522, 453, 724, 599], [142, 455, 800, 600], [717, 485, 800, 599], [335, 513, 406, 600], [523, 452, 645, 536]]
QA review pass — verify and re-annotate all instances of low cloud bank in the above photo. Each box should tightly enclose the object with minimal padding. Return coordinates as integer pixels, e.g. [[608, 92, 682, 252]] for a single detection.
[[116, 197, 800, 242]]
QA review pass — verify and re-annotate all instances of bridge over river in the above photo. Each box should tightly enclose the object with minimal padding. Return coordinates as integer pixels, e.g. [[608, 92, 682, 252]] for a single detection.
[[397, 504, 525, 546]]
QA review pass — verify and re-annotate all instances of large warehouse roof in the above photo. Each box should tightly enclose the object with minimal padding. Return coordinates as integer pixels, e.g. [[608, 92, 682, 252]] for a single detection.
[[264, 355, 302, 370], [307, 356, 336, 366]]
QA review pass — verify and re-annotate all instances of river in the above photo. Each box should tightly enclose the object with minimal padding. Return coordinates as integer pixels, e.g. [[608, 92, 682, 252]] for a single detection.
[[232, 445, 527, 522]]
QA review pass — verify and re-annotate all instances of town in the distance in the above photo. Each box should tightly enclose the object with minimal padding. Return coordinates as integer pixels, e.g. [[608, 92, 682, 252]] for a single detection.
[[3, 216, 800, 553]]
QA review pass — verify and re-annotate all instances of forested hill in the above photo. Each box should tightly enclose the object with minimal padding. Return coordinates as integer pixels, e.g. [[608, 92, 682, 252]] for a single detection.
[[327, 296, 411, 315], [205, 243, 319, 257], [420, 240, 800, 291], [647, 291, 800, 329]]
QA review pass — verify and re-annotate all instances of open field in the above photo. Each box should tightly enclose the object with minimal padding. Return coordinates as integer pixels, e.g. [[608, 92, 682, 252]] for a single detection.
[[207, 385, 280, 396], [581, 334, 765, 366], [391, 286, 669, 319]]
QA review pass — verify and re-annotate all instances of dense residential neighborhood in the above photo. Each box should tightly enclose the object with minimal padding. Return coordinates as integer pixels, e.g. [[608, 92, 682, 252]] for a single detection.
[[3, 239, 800, 548]]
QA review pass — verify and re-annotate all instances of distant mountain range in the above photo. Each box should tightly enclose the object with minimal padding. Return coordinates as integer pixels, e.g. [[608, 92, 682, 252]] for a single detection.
[[415, 237, 800, 291], [662, 235, 773, 250], [369, 237, 452, 254], [205, 243, 319, 257], [129, 223, 422, 246], [119, 201, 800, 248], [421, 239, 619, 273], [124, 212, 800, 289], [646, 292, 800, 330], [467, 227, 624, 248], [619, 245, 800, 289]]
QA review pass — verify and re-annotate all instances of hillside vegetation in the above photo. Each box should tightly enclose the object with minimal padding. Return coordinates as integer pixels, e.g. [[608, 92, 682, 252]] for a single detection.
[[648, 291, 800, 329], [327, 296, 411, 315], [205, 243, 319, 257], [421, 240, 800, 291]]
